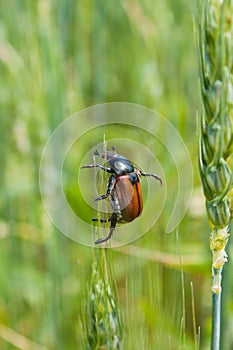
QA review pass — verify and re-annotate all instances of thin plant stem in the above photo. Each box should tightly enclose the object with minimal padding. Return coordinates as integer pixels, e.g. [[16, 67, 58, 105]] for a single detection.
[[176, 231, 186, 350], [190, 281, 199, 350], [211, 272, 222, 350]]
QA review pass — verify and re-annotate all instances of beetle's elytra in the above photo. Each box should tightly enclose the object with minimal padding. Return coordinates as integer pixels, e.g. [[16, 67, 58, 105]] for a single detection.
[[81, 148, 162, 244]]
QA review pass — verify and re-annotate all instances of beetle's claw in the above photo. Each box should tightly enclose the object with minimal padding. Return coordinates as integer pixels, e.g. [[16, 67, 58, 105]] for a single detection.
[[95, 228, 114, 244], [92, 217, 109, 223], [95, 237, 109, 244], [154, 175, 163, 185], [95, 194, 108, 201]]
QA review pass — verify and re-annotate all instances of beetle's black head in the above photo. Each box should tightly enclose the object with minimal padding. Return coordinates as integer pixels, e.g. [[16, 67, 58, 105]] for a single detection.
[[94, 147, 117, 160]]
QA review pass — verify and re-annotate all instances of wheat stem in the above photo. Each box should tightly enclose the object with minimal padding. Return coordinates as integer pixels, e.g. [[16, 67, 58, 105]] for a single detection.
[[211, 285, 221, 350]]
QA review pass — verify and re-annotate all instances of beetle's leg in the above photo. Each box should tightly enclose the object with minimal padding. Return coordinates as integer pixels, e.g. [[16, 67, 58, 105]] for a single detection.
[[140, 171, 162, 185], [95, 212, 117, 244], [92, 217, 111, 223], [95, 175, 116, 201], [81, 163, 113, 173], [81, 164, 112, 172]]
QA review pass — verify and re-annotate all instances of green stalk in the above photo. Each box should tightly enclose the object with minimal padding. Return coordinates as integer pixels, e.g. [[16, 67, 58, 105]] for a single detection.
[[190, 281, 199, 350], [212, 270, 222, 349], [196, 1, 233, 349]]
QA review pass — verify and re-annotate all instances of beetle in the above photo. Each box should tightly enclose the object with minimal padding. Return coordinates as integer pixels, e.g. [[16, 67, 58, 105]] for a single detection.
[[81, 148, 162, 244]]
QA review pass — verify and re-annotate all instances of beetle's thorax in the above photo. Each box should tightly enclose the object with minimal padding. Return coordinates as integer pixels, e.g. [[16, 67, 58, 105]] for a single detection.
[[104, 151, 135, 175]]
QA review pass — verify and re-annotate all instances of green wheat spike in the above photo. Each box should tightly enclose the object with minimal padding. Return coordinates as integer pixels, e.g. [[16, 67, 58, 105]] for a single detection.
[[198, 0, 233, 285], [197, 0, 233, 349], [83, 247, 122, 350]]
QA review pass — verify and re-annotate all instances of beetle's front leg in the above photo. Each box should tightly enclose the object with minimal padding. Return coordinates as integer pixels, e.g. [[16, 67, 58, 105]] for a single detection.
[[140, 171, 162, 185], [95, 175, 116, 201], [95, 212, 117, 244], [81, 163, 113, 173]]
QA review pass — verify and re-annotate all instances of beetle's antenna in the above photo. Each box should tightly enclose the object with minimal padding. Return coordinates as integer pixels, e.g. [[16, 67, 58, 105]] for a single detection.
[[112, 145, 116, 152], [94, 150, 101, 156]]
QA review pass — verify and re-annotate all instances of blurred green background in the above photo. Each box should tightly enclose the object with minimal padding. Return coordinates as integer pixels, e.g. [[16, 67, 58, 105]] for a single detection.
[[0, 0, 232, 349]]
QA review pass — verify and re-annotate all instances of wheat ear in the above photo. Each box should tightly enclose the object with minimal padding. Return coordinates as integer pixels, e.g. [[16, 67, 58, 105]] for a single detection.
[[197, 0, 233, 349]]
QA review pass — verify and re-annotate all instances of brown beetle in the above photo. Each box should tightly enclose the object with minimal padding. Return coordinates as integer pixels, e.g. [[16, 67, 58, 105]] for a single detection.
[[81, 148, 162, 244]]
